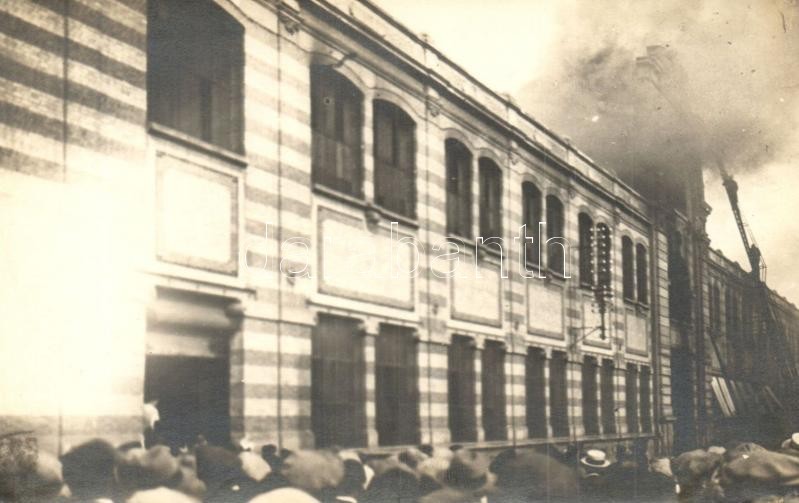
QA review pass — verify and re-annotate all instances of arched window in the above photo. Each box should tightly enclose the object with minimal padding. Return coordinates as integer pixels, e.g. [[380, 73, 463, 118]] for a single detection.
[[445, 139, 473, 238], [148, 0, 244, 152], [478, 158, 502, 238], [545, 195, 565, 275], [622, 236, 635, 300], [596, 223, 612, 294], [578, 213, 594, 287], [373, 100, 416, 218], [310, 65, 364, 197], [636, 244, 649, 304], [522, 182, 542, 266]]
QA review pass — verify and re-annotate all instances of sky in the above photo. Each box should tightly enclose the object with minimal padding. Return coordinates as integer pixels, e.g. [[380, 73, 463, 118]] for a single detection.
[[372, 0, 799, 304]]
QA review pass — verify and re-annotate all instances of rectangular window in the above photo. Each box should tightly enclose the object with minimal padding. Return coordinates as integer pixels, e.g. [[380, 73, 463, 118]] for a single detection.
[[625, 363, 640, 433], [546, 196, 565, 275], [582, 356, 599, 435], [147, 0, 244, 152], [311, 66, 363, 197], [448, 335, 477, 442], [478, 159, 502, 239], [549, 351, 569, 437], [640, 365, 652, 433], [375, 324, 420, 446], [522, 183, 542, 266], [601, 359, 616, 434], [311, 314, 366, 447], [373, 100, 416, 218], [622, 237, 635, 300], [579, 213, 594, 287], [481, 340, 507, 441], [446, 140, 473, 238], [525, 347, 547, 438], [636, 244, 649, 304]]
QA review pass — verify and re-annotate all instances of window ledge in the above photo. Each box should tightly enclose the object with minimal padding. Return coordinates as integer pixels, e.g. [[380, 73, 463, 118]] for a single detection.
[[445, 235, 477, 250], [623, 296, 638, 306], [373, 204, 419, 229], [148, 122, 247, 167], [313, 183, 368, 208], [547, 269, 568, 282]]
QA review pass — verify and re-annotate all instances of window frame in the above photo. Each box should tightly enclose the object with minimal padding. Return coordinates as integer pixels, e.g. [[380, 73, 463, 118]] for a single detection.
[[478, 158, 503, 240], [636, 243, 649, 304], [522, 182, 543, 267], [310, 65, 365, 198], [372, 100, 417, 219], [448, 335, 478, 442], [622, 236, 635, 301], [525, 347, 547, 438], [582, 355, 600, 436], [578, 212, 594, 288], [375, 324, 421, 446], [445, 139, 474, 239], [481, 340, 508, 441], [600, 358, 616, 434], [311, 314, 367, 448], [147, 0, 245, 154], [625, 363, 640, 434], [549, 350, 569, 438], [545, 195, 565, 277]]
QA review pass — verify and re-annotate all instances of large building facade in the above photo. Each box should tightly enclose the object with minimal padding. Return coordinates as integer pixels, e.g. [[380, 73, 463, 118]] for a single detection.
[[0, 0, 795, 458]]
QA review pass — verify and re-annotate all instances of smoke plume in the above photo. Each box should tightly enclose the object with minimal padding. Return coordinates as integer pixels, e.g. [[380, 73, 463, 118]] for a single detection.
[[519, 0, 799, 189]]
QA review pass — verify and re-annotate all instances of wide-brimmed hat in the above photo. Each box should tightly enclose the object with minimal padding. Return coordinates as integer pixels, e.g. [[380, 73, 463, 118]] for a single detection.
[[117, 446, 181, 491], [782, 433, 799, 451], [280, 450, 344, 495], [127, 486, 199, 502], [444, 449, 496, 493], [580, 449, 611, 469]]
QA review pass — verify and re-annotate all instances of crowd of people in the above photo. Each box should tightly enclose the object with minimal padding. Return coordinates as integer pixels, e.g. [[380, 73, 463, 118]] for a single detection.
[[7, 430, 799, 502]]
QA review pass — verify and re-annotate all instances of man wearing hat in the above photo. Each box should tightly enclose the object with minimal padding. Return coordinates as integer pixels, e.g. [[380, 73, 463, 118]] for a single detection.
[[578, 449, 612, 500], [781, 433, 799, 458]]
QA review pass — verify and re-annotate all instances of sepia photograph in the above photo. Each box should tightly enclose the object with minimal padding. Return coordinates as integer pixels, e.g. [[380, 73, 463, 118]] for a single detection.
[[1, 0, 798, 501]]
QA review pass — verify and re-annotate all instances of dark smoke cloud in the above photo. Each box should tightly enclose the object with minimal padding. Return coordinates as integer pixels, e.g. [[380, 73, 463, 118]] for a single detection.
[[518, 0, 799, 184]]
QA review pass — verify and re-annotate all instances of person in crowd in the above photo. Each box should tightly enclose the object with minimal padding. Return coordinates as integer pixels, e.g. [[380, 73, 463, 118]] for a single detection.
[[781, 433, 799, 458], [490, 448, 579, 502], [577, 449, 612, 502]]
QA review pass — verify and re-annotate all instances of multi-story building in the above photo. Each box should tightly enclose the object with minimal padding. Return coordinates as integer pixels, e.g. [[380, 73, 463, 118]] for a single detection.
[[0, 0, 796, 458]]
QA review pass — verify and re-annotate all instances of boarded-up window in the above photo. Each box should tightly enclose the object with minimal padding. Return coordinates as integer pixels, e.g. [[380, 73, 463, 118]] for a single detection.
[[148, 0, 244, 152], [376, 324, 420, 446], [446, 140, 473, 238], [601, 359, 616, 434], [550, 351, 569, 437], [312, 314, 366, 447], [597, 224, 612, 296], [640, 365, 652, 433], [582, 356, 599, 435], [448, 335, 477, 442], [479, 159, 502, 239], [579, 213, 594, 287], [636, 244, 649, 304], [526, 347, 547, 438], [622, 236, 635, 300], [522, 182, 543, 266], [373, 101, 416, 218], [626, 363, 640, 433], [481, 340, 507, 441], [546, 196, 565, 275], [311, 66, 363, 197]]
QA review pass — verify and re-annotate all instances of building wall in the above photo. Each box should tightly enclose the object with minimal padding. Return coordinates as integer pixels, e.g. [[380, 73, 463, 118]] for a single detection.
[[0, 0, 695, 455]]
